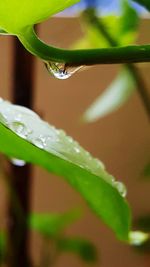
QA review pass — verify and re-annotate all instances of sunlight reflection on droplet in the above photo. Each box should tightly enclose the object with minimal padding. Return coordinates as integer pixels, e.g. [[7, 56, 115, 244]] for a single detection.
[[45, 61, 83, 80]]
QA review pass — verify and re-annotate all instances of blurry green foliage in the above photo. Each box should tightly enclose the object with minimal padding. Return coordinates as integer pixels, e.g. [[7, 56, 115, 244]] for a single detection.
[[142, 163, 150, 179], [57, 237, 97, 262], [29, 211, 97, 263], [83, 67, 135, 122], [0, 232, 6, 263], [133, 0, 150, 11], [136, 215, 150, 232], [29, 210, 81, 238], [73, 1, 140, 121], [74, 1, 139, 49]]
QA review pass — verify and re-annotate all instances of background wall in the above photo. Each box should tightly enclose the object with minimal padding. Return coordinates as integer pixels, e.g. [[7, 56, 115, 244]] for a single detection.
[[0, 18, 150, 267]]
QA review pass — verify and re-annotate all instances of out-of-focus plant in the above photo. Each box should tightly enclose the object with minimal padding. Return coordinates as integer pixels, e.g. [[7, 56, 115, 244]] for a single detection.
[[142, 162, 150, 179], [73, 1, 149, 122], [29, 211, 97, 266], [0, 210, 97, 266], [0, 0, 149, 266], [0, 231, 6, 264]]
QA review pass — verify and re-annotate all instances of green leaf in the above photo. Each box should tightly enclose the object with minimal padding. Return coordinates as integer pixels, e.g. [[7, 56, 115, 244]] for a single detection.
[[119, 0, 139, 45], [29, 212, 98, 263], [133, 0, 150, 11], [0, 28, 8, 35], [0, 0, 79, 34], [83, 68, 135, 122], [57, 237, 97, 262], [29, 210, 81, 237], [120, 1, 139, 33], [0, 99, 131, 241]]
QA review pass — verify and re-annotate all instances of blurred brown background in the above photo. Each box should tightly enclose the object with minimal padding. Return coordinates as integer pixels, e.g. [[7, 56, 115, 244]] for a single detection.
[[0, 17, 150, 267]]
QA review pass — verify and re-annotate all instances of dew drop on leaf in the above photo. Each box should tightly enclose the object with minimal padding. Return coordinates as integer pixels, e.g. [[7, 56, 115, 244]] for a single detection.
[[74, 147, 80, 153], [45, 61, 83, 80], [11, 158, 26, 167], [0, 99, 127, 198], [11, 121, 32, 139], [114, 181, 127, 197], [33, 135, 46, 149]]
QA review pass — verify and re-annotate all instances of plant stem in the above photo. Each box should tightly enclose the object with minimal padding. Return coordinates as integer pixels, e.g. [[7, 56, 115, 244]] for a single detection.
[[82, 9, 117, 47], [83, 8, 150, 120], [128, 64, 150, 119], [18, 26, 150, 66], [7, 37, 35, 267]]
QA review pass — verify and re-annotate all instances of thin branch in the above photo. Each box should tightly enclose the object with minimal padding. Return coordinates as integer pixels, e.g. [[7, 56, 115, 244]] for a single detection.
[[18, 26, 150, 66], [82, 9, 117, 47], [128, 64, 150, 118], [83, 8, 150, 120]]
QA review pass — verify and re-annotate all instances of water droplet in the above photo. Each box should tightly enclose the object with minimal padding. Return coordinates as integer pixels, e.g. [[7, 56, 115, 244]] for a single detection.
[[58, 129, 66, 137], [74, 147, 80, 153], [33, 135, 46, 149], [114, 181, 127, 197], [0, 113, 8, 125], [68, 137, 73, 143], [11, 158, 26, 167], [110, 175, 115, 183], [45, 61, 83, 80], [12, 121, 25, 133], [85, 151, 90, 157], [129, 231, 149, 246], [93, 158, 105, 170], [11, 121, 32, 139]]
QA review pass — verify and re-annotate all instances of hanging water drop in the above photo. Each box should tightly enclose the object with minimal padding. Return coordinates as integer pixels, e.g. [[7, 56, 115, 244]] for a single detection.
[[11, 158, 26, 167], [45, 61, 83, 80], [129, 231, 149, 246]]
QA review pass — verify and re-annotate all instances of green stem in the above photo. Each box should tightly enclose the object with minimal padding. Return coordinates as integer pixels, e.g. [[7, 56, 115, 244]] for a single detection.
[[128, 64, 150, 119], [82, 9, 117, 47], [83, 8, 150, 120], [18, 27, 150, 66]]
